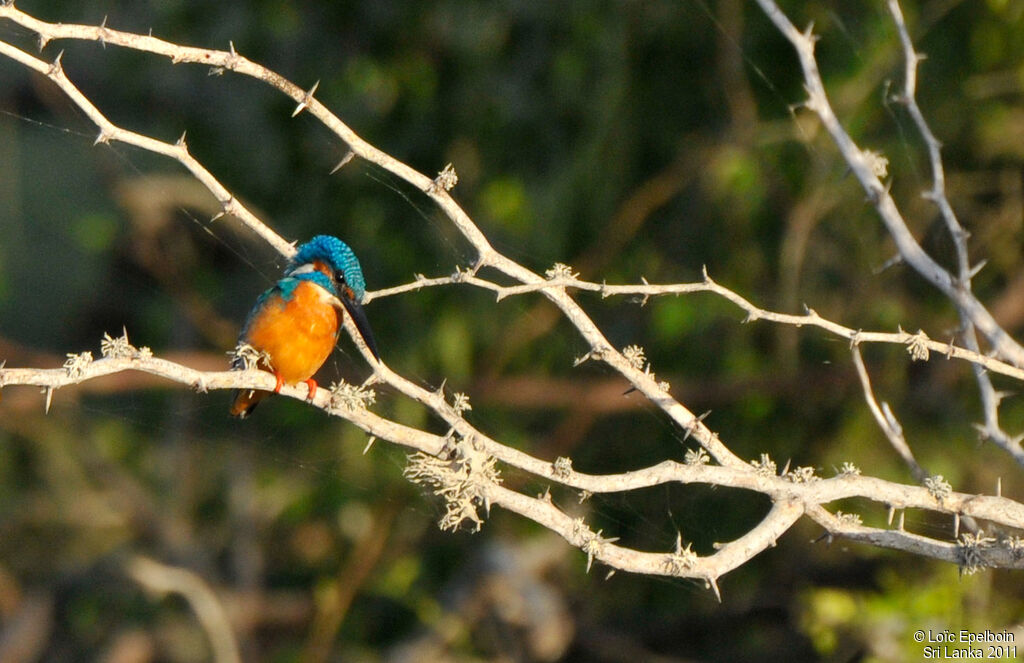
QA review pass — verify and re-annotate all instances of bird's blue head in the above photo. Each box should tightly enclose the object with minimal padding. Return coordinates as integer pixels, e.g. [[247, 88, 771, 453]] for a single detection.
[[287, 235, 367, 302]]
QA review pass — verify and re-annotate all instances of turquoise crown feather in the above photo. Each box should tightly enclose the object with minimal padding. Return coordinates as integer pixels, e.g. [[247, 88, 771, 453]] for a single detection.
[[288, 235, 367, 301]]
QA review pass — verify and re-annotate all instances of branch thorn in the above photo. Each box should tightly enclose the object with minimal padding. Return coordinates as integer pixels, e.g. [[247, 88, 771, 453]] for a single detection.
[[573, 351, 594, 367], [706, 575, 722, 603], [99, 15, 109, 49], [292, 79, 319, 117], [967, 259, 987, 280], [682, 410, 711, 442], [48, 50, 64, 76], [330, 150, 355, 174]]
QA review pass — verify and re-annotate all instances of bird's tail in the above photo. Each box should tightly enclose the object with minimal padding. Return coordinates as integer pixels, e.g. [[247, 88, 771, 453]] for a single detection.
[[229, 388, 268, 418], [229, 352, 270, 418]]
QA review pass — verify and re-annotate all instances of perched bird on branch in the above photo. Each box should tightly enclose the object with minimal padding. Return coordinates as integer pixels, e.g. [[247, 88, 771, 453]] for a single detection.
[[229, 235, 378, 418]]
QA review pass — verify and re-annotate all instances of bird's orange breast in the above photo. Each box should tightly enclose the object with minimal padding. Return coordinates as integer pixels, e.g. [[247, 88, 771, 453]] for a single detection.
[[242, 281, 340, 384]]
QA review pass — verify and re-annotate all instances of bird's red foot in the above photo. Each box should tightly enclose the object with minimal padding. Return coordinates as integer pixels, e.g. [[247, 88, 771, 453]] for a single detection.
[[304, 378, 318, 402], [273, 374, 285, 394]]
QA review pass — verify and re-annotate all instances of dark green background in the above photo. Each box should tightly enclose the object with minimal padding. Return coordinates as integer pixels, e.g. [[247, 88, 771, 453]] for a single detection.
[[1, 1, 1023, 660]]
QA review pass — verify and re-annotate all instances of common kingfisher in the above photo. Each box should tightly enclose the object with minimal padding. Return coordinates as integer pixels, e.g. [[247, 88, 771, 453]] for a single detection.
[[229, 235, 379, 418]]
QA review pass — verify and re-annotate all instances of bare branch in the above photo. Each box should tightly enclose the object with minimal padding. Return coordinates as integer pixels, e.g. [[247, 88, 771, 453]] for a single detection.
[[4, 344, 1023, 577], [752, 0, 1024, 368], [0, 30, 292, 257], [1, 4, 1022, 590], [365, 270, 1024, 383], [851, 346, 928, 482], [126, 556, 241, 663], [887, 0, 969, 282]]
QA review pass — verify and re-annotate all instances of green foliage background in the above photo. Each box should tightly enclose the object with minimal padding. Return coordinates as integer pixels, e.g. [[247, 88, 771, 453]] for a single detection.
[[1, 0, 1023, 660]]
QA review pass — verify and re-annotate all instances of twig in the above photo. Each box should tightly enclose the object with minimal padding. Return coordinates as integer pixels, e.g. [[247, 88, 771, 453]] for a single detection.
[[752, 0, 1024, 368], [851, 345, 928, 481], [364, 269, 1024, 383], [885, 0, 1024, 465], [126, 555, 241, 663], [0, 34, 292, 258]]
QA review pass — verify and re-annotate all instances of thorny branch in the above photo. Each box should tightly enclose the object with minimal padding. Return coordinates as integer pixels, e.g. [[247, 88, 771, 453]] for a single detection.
[[363, 268, 1024, 384], [3, 339, 1024, 572], [754, 0, 1024, 466], [753, 0, 1024, 370], [884, 0, 1024, 467], [850, 346, 928, 483], [1, 0, 1023, 610]]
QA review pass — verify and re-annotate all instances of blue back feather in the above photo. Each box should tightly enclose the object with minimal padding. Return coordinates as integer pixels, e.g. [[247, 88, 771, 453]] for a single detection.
[[241, 272, 334, 334], [279, 272, 334, 299]]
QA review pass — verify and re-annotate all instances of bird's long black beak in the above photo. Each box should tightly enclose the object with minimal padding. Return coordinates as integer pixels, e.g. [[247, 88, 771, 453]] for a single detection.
[[340, 294, 380, 360]]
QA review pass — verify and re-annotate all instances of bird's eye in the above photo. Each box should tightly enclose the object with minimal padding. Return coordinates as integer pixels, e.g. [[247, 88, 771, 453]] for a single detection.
[[334, 270, 346, 284]]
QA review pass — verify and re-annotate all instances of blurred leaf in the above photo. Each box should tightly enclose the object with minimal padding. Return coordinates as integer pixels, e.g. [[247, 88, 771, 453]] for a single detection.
[[479, 175, 532, 235], [71, 213, 119, 254]]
